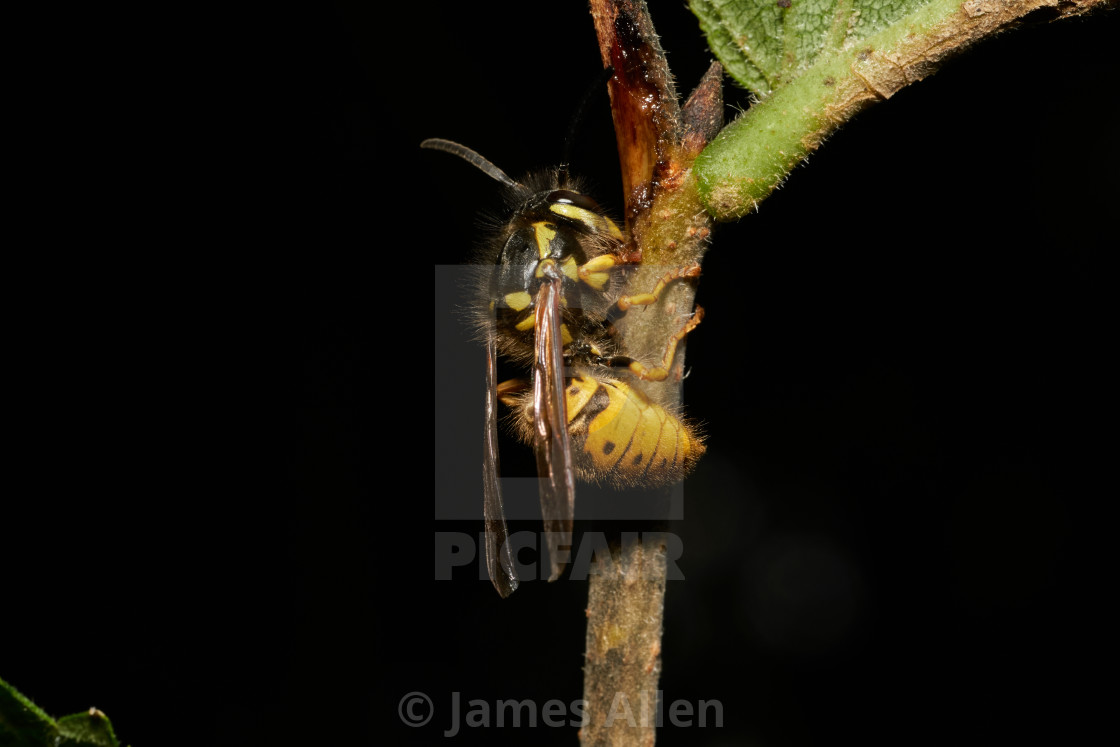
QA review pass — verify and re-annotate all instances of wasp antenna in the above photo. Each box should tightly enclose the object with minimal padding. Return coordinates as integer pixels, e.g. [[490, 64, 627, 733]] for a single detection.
[[421, 138, 521, 189]]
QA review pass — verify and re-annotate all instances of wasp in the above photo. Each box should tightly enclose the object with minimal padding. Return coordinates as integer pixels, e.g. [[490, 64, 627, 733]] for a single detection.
[[423, 138, 704, 597]]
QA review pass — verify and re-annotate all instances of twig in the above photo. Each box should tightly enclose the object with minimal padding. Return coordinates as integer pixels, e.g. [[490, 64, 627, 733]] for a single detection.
[[581, 3, 721, 744]]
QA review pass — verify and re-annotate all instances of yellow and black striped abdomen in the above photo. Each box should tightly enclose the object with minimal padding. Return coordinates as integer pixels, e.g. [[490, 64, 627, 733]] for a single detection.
[[565, 374, 703, 488]]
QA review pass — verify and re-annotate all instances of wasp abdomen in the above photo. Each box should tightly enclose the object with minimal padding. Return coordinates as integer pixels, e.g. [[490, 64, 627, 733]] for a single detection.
[[566, 375, 703, 489]]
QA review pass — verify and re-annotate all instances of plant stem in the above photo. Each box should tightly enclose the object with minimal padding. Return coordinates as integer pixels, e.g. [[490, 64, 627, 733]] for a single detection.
[[581, 534, 668, 746], [694, 0, 1113, 220], [581, 3, 720, 745]]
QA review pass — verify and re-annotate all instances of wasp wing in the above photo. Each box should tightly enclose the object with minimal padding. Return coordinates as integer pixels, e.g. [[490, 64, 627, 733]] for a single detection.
[[533, 277, 576, 583], [483, 331, 518, 598]]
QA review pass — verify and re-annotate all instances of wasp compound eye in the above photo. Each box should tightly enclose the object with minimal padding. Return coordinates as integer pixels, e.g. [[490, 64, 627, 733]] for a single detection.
[[546, 190, 603, 213], [545, 190, 623, 241]]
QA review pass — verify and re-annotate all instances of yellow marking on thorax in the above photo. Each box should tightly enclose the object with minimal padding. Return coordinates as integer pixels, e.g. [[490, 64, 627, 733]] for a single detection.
[[503, 291, 532, 311], [532, 221, 558, 260], [515, 314, 534, 331], [535, 258, 556, 279], [560, 324, 573, 346], [561, 256, 579, 282]]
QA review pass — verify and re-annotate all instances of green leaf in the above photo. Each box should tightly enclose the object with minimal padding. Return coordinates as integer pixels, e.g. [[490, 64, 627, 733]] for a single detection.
[[688, 0, 1113, 220], [1, 678, 121, 747], [692, 0, 934, 96], [57, 710, 119, 747], [1, 677, 56, 747]]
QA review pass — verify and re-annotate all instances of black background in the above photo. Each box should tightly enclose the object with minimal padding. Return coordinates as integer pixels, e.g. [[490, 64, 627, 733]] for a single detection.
[[5, 2, 1116, 746]]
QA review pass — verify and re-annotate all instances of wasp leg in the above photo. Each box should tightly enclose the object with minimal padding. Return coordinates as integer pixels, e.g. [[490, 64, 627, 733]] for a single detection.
[[612, 306, 705, 382], [496, 378, 529, 407], [616, 263, 702, 311], [576, 255, 620, 291]]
